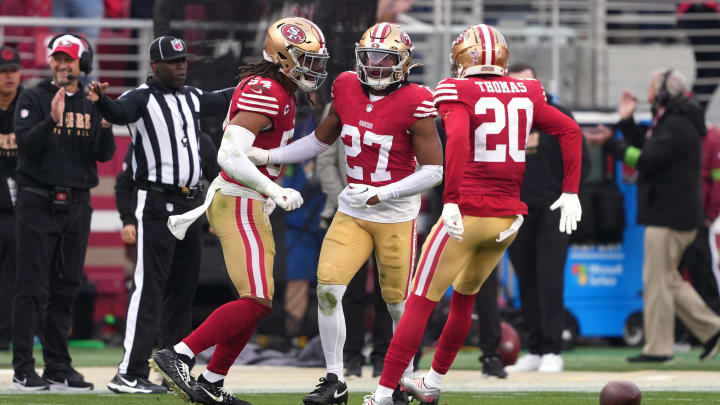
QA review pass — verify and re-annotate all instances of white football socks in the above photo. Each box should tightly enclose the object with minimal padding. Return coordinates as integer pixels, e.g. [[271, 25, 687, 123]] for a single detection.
[[203, 369, 225, 383], [317, 284, 348, 382], [174, 342, 195, 359], [374, 385, 395, 401], [423, 367, 444, 389]]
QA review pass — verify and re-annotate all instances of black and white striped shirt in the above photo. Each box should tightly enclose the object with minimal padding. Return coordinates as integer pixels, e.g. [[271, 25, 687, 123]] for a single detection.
[[95, 78, 232, 187]]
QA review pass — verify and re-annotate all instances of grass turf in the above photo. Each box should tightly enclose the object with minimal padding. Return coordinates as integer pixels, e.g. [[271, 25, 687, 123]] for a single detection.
[[1, 345, 719, 371], [0, 392, 719, 405]]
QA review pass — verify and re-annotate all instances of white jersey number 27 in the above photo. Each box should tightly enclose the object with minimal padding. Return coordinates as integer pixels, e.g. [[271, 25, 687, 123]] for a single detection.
[[341, 124, 393, 182]]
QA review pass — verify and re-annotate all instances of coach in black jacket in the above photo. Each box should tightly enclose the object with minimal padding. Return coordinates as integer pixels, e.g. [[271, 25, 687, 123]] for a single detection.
[[11, 35, 114, 391], [589, 68, 720, 363], [88, 36, 233, 394]]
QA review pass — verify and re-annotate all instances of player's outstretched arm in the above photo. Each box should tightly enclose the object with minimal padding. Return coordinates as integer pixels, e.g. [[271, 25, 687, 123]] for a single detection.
[[534, 101, 583, 234], [345, 117, 444, 209], [218, 110, 303, 211], [246, 103, 343, 166]]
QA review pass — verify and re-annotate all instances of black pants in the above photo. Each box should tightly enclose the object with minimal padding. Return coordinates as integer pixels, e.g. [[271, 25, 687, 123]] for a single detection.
[[0, 212, 16, 348], [508, 202, 569, 355], [475, 268, 501, 354], [12, 189, 91, 374], [343, 259, 392, 366], [118, 189, 202, 378]]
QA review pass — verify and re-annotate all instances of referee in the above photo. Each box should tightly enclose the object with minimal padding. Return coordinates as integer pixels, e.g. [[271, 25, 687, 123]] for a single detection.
[[88, 36, 233, 394]]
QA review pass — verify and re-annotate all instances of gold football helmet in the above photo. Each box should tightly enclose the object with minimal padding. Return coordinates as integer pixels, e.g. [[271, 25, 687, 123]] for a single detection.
[[450, 24, 508, 78], [355, 23, 414, 90], [263, 17, 329, 92]]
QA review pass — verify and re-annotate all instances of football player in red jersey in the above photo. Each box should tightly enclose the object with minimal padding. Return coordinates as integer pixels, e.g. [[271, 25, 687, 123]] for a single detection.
[[148, 17, 329, 405], [364, 24, 583, 405], [248, 23, 444, 405]]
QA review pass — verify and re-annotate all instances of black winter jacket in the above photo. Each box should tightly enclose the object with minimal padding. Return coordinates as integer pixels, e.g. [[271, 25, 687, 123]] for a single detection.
[[13, 78, 115, 190], [610, 99, 705, 230]]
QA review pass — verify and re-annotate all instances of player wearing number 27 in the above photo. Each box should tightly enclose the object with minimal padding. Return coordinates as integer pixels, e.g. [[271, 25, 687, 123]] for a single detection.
[[364, 24, 583, 405], [248, 23, 444, 405]]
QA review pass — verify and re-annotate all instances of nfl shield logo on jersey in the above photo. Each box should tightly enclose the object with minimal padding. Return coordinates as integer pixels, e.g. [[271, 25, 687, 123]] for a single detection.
[[166, 203, 174, 212], [366, 104, 373, 112]]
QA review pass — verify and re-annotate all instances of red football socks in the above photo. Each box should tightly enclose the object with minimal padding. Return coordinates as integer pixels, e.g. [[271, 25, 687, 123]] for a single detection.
[[431, 291, 476, 374], [379, 294, 437, 389], [206, 323, 257, 376], [182, 298, 270, 356]]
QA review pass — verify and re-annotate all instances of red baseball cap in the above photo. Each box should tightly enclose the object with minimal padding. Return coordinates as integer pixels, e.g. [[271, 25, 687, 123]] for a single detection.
[[49, 35, 85, 59]]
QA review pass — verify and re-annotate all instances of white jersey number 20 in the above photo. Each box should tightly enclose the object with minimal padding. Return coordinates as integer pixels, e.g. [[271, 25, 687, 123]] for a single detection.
[[474, 97, 533, 163]]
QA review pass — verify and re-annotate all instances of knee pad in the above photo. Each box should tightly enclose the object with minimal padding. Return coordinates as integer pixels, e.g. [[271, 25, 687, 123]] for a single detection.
[[317, 284, 346, 316]]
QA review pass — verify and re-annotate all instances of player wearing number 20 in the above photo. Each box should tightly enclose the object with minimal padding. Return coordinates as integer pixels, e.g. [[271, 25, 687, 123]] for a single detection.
[[247, 23, 443, 405], [365, 24, 583, 405]]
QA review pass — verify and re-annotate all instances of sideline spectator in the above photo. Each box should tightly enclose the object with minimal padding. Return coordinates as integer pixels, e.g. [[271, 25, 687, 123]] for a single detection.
[[12, 34, 114, 391], [0, 45, 22, 351], [586, 68, 720, 363], [505, 63, 590, 374], [88, 36, 232, 394]]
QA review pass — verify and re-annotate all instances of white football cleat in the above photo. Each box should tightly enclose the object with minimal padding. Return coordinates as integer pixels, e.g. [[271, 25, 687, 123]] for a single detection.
[[538, 353, 564, 372], [504, 353, 542, 372], [399, 377, 440, 404]]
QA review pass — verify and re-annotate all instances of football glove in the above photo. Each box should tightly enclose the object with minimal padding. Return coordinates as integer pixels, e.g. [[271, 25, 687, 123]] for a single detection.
[[549, 192, 582, 235], [246, 147, 270, 166], [442, 203, 464, 241], [264, 182, 303, 211], [346, 183, 379, 209]]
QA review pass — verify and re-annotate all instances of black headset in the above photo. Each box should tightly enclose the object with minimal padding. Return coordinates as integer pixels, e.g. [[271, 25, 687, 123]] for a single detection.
[[47, 33, 94, 75], [655, 68, 673, 107]]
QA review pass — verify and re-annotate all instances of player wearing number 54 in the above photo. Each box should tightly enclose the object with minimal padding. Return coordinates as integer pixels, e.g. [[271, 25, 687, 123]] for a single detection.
[[247, 22, 444, 405]]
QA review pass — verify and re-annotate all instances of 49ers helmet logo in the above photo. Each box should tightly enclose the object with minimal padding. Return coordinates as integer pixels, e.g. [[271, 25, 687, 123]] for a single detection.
[[401, 32, 412, 46], [281, 24, 306, 43]]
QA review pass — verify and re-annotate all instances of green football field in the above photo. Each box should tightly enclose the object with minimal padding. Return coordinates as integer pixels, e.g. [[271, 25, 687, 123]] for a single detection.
[[1, 344, 718, 371], [0, 392, 718, 405]]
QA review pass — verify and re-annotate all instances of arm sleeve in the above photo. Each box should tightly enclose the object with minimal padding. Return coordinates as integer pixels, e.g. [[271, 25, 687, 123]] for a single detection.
[[115, 146, 136, 226], [377, 165, 443, 201], [616, 117, 647, 148], [95, 91, 144, 125], [439, 102, 471, 204], [532, 101, 583, 194], [13, 91, 56, 157], [315, 139, 344, 215], [268, 131, 330, 164], [199, 87, 234, 118], [217, 124, 280, 197]]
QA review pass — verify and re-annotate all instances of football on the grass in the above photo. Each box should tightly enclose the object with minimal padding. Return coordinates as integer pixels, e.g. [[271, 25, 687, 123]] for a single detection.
[[497, 322, 521, 366], [599, 380, 642, 405]]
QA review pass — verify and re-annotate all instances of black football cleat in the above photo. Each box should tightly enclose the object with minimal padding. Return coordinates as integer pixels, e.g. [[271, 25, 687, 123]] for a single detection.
[[149, 348, 194, 401], [392, 384, 411, 405], [11, 370, 49, 391], [303, 373, 348, 405], [107, 373, 168, 394], [192, 374, 252, 405], [480, 354, 507, 379]]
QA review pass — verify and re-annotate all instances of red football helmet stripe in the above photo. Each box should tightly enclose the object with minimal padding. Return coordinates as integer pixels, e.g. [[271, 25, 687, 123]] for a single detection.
[[487, 27, 496, 65]]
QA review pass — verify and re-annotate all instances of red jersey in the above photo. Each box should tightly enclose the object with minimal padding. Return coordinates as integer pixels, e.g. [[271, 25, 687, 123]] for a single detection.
[[435, 76, 581, 217], [332, 71, 436, 188], [220, 75, 296, 186], [702, 126, 720, 220]]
